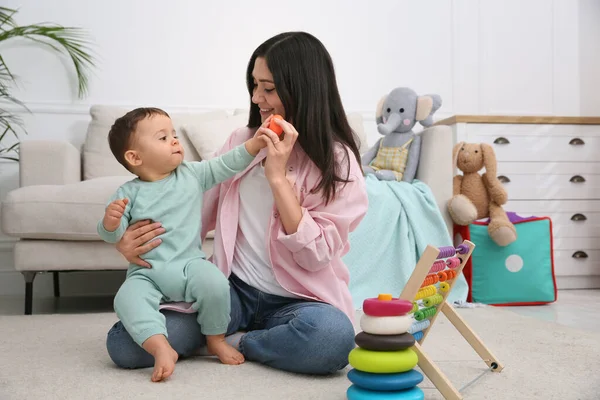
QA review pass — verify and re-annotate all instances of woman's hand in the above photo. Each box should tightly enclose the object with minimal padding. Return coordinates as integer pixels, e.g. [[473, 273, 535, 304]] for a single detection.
[[116, 220, 165, 267], [256, 117, 302, 234], [257, 117, 299, 184]]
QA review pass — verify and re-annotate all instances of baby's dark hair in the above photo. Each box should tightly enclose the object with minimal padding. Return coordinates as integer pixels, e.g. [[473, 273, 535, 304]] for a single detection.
[[108, 107, 170, 171]]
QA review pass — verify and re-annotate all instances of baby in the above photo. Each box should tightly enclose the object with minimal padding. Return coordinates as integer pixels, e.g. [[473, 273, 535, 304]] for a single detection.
[[97, 107, 273, 382]]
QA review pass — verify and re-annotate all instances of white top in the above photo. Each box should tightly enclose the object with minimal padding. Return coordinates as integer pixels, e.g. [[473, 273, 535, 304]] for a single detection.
[[230, 163, 300, 298]]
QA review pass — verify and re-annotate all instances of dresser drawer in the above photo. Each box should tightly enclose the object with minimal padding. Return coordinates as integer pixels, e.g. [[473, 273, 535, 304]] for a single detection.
[[471, 134, 599, 162], [553, 238, 600, 250], [497, 162, 598, 176], [503, 200, 600, 248], [505, 199, 600, 213], [554, 250, 600, 276], [496, 172, 600, 200]]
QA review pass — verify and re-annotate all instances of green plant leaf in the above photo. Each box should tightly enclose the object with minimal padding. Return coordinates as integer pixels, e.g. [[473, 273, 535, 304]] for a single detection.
[[0, 7, 96, 160], [0, 23, 96, 98], [0, 7, 18, 30]]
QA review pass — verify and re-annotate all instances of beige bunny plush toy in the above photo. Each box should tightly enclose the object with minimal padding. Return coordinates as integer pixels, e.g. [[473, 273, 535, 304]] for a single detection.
[[447, 142, 517, 247]]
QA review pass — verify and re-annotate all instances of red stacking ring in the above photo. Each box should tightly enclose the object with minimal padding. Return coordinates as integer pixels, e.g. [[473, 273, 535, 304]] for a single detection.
[[363, 295, 414, 317]]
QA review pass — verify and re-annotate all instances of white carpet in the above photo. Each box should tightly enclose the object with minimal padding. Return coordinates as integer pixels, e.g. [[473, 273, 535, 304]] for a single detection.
[[1, 306, 599, 400]]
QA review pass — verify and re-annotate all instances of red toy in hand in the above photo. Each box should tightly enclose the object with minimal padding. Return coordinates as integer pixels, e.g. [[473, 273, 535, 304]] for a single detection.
[[269, 115, 284, 136]]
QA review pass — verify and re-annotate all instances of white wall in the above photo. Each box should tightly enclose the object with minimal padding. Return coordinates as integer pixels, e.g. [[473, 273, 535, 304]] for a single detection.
[[579, 0, 600, 116], [0, 0, 598, 298]]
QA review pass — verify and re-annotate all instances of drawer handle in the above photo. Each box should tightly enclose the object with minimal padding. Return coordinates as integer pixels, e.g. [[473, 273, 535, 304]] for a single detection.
[[493, 137, 510, 144], [571, 213, 587, 221], [572, 251, 588, 259], [569, 138, 585, 145], [569, 175, 586, 183], [497, 175, 511, 183]]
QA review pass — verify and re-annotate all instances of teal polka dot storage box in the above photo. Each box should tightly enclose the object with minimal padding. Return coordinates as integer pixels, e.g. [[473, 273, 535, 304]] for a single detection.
[[456, 214, 557, 306]]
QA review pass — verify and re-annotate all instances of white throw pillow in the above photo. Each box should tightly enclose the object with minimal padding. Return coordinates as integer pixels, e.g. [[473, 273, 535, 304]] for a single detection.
[[182, 113, 249, 160], [82, 105, 229, 180]]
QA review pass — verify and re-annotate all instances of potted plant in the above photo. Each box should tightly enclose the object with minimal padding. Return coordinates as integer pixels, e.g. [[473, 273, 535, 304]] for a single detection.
[[0, 6, 96, 161]]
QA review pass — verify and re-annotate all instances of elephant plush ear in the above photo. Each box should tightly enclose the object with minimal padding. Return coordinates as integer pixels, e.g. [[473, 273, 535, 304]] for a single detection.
[[375, 95, 387, 125], [415, 96, 434, 121]]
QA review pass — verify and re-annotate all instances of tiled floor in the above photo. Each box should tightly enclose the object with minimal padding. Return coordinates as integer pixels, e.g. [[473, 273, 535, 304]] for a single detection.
[[2, 289, 599, 333]]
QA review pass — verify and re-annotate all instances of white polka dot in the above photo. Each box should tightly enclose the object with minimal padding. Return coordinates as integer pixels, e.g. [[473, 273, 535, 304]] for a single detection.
[[505, 254, 524, 273]]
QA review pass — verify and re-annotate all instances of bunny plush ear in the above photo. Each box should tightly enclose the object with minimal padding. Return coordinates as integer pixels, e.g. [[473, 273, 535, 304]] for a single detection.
[[452, 141, 464, 171], [481, 143, 498, 176], [375, 95, 387, 125]]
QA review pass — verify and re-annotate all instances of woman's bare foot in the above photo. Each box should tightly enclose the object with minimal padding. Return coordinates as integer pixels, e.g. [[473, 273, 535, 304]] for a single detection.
[[206, 334, 245, 365], [142, 334, 179, 382]]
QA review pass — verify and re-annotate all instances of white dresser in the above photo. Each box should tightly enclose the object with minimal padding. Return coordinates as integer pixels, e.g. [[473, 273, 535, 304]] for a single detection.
[[437, 115, 600, 289]]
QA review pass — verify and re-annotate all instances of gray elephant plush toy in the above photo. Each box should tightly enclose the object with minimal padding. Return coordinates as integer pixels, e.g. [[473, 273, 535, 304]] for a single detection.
[[362, 87, 442, 182]]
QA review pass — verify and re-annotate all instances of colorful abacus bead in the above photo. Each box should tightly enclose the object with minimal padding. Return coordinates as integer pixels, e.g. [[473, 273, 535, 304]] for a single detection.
[[429, 260, 446, 273], [415, 285, 436, 300], [408, 319, 431, 335], [437, 246, 456, 258], [423, 293, 443, 307], [456, 243, 469, 254], [347, 294, 425, 400], [413, 306, 436, 321], [439, 282, 450, 292], [446, 257, 461, 269], [420, 273, 439, 287], [438, 270, 457, 281]]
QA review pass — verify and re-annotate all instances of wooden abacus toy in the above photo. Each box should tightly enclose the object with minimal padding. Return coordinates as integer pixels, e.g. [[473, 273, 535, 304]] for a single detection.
[[400, 239, 504, 399], [345, 240, 503, 400]]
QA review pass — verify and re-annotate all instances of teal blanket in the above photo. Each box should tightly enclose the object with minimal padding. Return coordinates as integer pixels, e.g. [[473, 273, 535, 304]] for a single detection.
[[344, 175, 469, 309]]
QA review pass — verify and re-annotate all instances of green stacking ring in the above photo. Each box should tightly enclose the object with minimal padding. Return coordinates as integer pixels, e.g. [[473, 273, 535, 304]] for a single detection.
[[348, 347, 418, 373]]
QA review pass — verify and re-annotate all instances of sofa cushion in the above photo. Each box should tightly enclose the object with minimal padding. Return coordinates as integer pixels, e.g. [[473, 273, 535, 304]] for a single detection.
[[1, 176, 132, 240], [82, 105, 229, 180], [182, 113, 249, 160], [346, 112, 370, 155]]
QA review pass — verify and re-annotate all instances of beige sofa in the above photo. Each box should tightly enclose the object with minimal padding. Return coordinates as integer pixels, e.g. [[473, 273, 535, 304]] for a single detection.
[[1, 105, 454, 314]]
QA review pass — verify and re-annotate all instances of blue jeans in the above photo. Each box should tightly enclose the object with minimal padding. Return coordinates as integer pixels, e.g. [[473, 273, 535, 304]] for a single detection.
[[106, 273, 355, 375]]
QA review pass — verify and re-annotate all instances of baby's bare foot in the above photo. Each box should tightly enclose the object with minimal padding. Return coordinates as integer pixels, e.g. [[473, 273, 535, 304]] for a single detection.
[[151, 346, 179, 382], [206, 335, 245, 365]]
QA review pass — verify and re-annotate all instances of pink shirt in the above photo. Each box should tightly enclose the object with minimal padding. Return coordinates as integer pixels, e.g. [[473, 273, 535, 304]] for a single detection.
[[163, 127, 369, 322]]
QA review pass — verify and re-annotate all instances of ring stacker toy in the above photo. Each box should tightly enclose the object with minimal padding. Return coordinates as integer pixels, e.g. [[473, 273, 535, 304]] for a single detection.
[[347, 293, 425, 399], [398, 240, 504, 400]]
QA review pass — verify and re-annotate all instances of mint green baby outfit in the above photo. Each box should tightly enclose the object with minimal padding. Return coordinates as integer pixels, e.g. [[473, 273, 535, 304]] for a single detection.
[[97, 144, 254, 346]]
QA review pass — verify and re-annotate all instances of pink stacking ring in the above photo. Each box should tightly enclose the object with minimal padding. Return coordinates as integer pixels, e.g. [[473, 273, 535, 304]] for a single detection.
[[363, 295, 414, 317]]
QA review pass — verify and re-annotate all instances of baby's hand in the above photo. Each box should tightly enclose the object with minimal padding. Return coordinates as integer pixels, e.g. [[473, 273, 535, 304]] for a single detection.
[[103, 198, 129, 232], [246, 120, 281, 156]]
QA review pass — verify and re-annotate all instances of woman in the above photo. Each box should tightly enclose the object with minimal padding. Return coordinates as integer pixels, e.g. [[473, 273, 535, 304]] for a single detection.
[[106, 31, 369, 375]]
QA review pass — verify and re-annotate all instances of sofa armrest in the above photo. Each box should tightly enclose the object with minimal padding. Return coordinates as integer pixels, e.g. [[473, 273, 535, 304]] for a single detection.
[[20, 140, 82, 187], [416, 125, 453, 233]]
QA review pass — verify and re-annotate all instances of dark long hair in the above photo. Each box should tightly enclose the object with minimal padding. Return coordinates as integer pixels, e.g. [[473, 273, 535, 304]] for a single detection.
[[246, 32, 362, 204]]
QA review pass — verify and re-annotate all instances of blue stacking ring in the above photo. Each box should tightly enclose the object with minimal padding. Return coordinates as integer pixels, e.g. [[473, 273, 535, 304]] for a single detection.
[[347, 369, 424, 392], [347, 385, 424, 400]]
